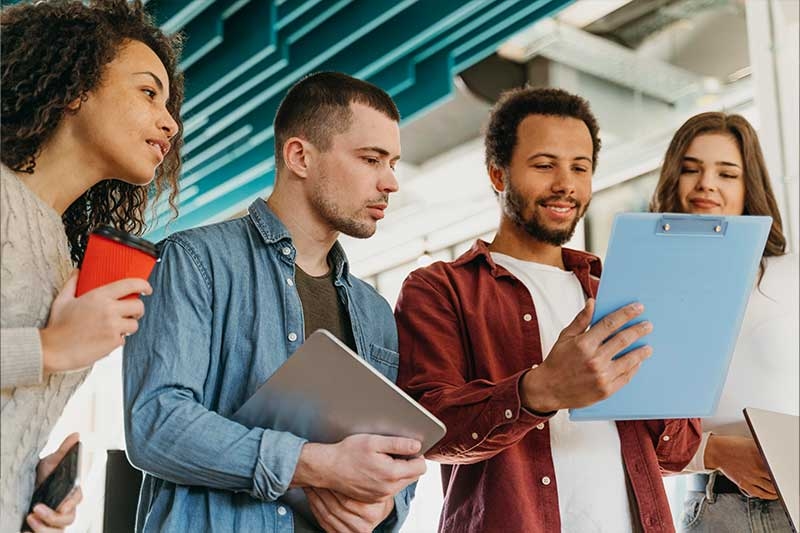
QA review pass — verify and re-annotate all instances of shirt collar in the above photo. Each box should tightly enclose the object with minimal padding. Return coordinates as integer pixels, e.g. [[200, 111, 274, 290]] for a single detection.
[[247, 198, 352, 285], [454, 239, 602, 278]]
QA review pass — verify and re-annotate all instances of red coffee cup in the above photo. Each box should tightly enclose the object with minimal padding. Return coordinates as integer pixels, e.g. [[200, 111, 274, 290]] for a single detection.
[[75, 226, 159, 299]]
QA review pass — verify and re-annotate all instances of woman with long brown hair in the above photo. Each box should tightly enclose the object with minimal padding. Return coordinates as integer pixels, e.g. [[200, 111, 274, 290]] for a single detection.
[[652, 112, 797, 532], [1, 1, 184, 531]]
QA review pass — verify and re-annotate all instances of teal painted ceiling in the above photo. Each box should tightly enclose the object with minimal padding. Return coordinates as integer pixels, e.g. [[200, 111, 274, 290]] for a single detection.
[[143, 0, 574, 239], [3, 0, 574, 239]]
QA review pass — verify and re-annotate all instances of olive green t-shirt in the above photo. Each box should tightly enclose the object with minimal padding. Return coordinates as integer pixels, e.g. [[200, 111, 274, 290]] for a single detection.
[[291, 264, 356, 532], [294, 265, 356, 351]]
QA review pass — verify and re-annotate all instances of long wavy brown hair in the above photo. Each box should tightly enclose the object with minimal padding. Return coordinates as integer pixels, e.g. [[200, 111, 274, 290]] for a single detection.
[[1, 0, 184, 264], [651, 112, 787, 265]]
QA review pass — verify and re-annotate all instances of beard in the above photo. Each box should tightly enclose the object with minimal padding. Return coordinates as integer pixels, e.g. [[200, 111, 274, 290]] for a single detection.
[[309, 176, 386, 239], [502, 177, 589, 246]]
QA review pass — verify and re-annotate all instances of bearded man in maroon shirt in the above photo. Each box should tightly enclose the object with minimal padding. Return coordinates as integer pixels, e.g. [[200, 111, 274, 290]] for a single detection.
[[395, 87, 701, 533]]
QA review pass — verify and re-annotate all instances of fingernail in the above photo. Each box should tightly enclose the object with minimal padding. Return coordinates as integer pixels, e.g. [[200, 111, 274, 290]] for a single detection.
[[632, 303, 644, 312], [33, 504, 45, 514], [643, 321, 653, 333]]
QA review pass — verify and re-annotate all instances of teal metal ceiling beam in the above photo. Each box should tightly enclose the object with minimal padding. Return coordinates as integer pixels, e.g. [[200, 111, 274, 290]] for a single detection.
[[168, 1, 483, 222], [275, 0, 328, 30], [181, 0, 414, 141], [180, 0, 277, 116], [178, 0, 549, 185], [368, 1, 549, 120], [391, 0, 573, 122], [181, 0, 351, 115], [453, 0, 571, 72], [145, 0, 575, 238], [392, 49, 454, 123], [148, 0, 213, 33], [181, 0, 479, 162], [176, 0, 238, 70]]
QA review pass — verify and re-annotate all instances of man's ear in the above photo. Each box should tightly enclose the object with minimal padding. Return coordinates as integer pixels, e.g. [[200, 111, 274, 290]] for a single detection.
[[283, 137, 314, 178], [489, 165, 506, 194]]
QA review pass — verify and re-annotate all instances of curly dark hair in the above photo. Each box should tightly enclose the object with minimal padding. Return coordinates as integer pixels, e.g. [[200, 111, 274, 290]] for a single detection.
[[485, 86, 601, 177], [1, 0, 184, 264]]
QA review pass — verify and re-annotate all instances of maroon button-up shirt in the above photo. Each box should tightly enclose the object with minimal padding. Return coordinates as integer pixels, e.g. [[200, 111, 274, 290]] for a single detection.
[[396, 241, 701, 533]]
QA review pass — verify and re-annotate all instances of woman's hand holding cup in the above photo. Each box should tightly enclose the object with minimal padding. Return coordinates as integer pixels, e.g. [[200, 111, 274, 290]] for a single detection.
[[40, 270, 152, 376]]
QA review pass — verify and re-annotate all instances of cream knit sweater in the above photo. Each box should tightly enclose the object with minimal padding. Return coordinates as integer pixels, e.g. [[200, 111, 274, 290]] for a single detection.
[[1, 164, 89, 532]]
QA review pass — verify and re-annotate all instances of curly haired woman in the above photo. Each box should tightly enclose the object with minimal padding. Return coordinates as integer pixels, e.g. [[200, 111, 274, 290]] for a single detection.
[[1, 1, 184, 531]]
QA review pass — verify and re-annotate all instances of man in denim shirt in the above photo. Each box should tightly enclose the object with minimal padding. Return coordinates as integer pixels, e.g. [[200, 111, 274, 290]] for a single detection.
[[123, 72, 426, 532]]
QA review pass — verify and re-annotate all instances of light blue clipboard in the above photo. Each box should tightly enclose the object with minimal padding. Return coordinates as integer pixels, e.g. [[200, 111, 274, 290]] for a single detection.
[[569, 213, 771, 421]]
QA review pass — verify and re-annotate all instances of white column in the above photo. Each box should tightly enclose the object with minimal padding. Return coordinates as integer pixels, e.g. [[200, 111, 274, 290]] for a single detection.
[[745, 0, 800, 253]]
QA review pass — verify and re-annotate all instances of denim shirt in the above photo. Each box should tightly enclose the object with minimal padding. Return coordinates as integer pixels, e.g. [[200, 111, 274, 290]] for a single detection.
[[123, 199, 415, 532]]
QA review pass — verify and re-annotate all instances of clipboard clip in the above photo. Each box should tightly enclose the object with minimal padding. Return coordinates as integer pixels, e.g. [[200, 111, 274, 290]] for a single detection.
[[656, 215, 727, 237]]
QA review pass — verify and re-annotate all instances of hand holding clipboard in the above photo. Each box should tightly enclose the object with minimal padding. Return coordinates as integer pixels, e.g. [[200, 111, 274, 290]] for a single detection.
[[570, 213, 771, 421], [521, 299, 653, 414]]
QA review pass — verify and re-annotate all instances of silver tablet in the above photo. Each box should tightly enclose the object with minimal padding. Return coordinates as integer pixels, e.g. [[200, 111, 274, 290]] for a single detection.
[[232, 329, 446, 527], [232, 329, 446, 453], [744, 408, 798, 530]]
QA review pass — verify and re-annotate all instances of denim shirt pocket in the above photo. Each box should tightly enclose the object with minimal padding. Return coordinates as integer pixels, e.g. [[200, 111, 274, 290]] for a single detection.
[[367, 344, 400, 383]]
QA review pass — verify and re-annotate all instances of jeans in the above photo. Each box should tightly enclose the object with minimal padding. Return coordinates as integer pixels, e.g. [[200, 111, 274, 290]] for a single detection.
[[680, 473, 794, 532]]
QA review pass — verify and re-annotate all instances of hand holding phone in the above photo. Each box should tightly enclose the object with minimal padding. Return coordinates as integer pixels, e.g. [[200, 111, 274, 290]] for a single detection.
[[22, 434, 82, 532]]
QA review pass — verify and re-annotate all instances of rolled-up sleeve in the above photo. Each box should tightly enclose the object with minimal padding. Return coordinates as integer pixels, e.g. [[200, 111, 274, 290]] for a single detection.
[[644, 418, 703, 473], [123, 239, 306, 500], [374, 482, 416, 533]]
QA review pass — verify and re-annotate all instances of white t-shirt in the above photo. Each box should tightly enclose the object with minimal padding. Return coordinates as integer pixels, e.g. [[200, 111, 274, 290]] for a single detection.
[[685, 254, 799, 471], [492, 253, 634, 533]]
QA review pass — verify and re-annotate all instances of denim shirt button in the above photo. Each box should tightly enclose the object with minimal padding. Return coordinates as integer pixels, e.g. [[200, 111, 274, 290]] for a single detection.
[[277, 506, 287, 516], [281, 247, 291, 255], [288, 332, 298, 342], [286, 278, 294, 287]]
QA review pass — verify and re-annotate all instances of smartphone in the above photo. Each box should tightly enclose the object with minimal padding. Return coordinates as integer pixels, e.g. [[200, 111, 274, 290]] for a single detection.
[[21, 441, 81, 532]]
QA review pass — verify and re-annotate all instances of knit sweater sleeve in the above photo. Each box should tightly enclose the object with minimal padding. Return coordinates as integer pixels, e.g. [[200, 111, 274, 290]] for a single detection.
[[0, 328, 43, 388], [1, 169, 44, 389]]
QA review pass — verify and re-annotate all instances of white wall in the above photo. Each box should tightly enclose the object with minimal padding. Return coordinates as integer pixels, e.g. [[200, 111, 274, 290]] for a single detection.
[[746, 0, 800, 253]]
